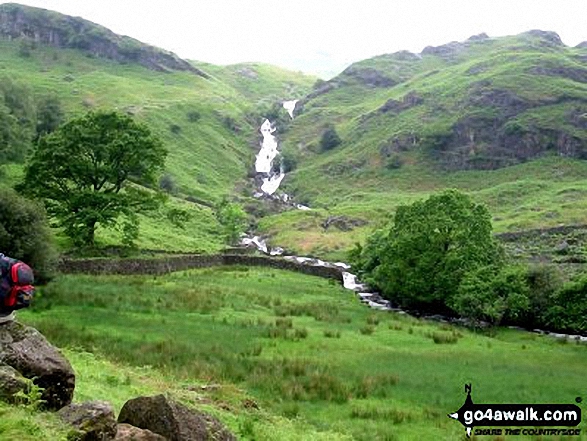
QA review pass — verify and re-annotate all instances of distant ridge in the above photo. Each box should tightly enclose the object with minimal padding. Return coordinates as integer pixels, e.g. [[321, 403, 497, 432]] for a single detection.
[[0, 3, 209, 77]]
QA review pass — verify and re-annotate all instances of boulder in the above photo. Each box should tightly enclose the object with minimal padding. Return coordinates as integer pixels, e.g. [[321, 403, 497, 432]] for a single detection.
[[0, 320, 75, 410], [118, 394, 236, 441], [0, 363, 29, 404], [58, 400, 117, 441], [115, 424, 167, 441]]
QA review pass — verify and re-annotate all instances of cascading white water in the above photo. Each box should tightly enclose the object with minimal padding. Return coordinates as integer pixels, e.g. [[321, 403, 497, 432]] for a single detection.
[[256, 119, 284, 196], [243, 98, 394, 311], [240, 100, 587, 341], [283, 100, 298, 119]]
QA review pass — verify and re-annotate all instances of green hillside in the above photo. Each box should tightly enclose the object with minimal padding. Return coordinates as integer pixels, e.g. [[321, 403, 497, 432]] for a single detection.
[[262, 31, 587, 260], [0, 3, 315, 251]]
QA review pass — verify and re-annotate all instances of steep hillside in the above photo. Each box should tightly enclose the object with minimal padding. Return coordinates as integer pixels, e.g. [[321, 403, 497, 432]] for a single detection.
[[0, 3, 206, 75], [261, 31, 587, 259], [0, 3, 315, 251]]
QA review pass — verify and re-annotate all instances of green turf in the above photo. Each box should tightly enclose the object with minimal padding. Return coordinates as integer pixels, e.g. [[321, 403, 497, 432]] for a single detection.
[[16, 267, 587, 440]]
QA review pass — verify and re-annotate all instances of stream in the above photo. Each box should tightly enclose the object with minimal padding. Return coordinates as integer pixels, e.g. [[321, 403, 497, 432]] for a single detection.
[[241, 100, 587, 344]]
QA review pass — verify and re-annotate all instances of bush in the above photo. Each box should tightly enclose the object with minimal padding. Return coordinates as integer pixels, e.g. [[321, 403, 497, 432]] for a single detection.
[[449, 265, 529, 325], [385, 154, 403, 170], [159, 174, 176, 194], [544, 275, 587, 333], [523, 265, 563, 327], [186, 110, 201, 123], [0, 188, 56, 281], [320, 126, 342, 151]]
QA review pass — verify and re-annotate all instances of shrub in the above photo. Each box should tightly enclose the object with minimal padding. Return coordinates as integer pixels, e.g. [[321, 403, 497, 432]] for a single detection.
[[323, 329, 341, 338], [385, 154, 404, 170], [169, 124, 182, 134], [429, 331, 459, 344], [450, 265, 529, 326], [359, 325, 375, 335], [159, 174, 176, 194], [544, 275, 587, 333], [186, 110, 201, 123], [0, 188, 56, 281], [320, 126, 342, 151]]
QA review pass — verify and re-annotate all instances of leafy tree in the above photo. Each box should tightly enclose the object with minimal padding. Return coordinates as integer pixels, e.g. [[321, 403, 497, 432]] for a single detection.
[[320, 126, 342, 151], [449, 265, 529, 325], [544, 275, 587, 333], [20, 110, 167, 247], [35, 94, 64, 140], [0, 188, 56, 282], [358, 190, 503, 313], [0, 77, 36, 162], [215, 199, 247, 245]]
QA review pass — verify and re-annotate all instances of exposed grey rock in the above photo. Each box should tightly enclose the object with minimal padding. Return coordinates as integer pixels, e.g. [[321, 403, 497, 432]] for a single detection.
[[236, 67, 258, 79], [421, 41, 465, 59], [378, 91, 423, 114], [0, 363, 29, 404], [118, 394, 236, 441], [322, 215, 368, 232], [115, 424, 167, 441], [467, 33, 489, 42], [523, 30, 564, 47], [341, 66, 396, 88], [0, 3, 207, 77], [530, 66, 587, 84], [59, 400, 117, 441], [0, 321, 75, 410], [554, 240, 570, 254]]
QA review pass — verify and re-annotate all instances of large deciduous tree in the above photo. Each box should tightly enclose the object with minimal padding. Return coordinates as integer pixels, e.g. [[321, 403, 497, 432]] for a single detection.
[[20, 110, 167, 247], [355, 189, 503, 313]]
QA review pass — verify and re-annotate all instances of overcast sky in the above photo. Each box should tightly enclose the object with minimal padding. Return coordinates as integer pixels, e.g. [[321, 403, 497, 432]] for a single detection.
[[3, 0, 587, 78]]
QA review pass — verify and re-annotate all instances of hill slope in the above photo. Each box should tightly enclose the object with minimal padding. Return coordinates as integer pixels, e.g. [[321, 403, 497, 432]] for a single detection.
[[0, 3, 315, 251], [260, 31, 587, 259]]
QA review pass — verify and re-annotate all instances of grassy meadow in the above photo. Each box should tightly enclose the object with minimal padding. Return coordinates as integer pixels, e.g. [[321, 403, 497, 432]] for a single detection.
[[14, 267, 587, 440]]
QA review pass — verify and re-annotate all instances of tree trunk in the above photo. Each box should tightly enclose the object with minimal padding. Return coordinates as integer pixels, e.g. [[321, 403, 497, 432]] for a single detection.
[[85, 219, 96, 247]]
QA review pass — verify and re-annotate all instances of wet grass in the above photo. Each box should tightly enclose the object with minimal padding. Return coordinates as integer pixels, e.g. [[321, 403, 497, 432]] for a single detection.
[[17, 267, 587, 440]]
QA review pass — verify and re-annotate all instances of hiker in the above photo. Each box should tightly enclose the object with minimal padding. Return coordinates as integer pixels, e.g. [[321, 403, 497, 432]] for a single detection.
[[0, 253, 35, 323]]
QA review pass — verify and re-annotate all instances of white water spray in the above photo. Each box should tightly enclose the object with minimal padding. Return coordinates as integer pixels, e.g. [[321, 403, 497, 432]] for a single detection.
[[283, 100, 298, 119]]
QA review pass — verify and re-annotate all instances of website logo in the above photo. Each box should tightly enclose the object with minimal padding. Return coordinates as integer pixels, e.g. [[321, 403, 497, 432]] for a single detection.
[[448, 384, 582, 438]]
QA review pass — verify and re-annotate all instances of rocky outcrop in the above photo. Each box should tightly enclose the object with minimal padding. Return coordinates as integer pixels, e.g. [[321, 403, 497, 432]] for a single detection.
[[522, 30, 564, 47], [378, 91, 423, 114], [0, 320, 75, 410], [0, 3, 208, 77], [467, 33, 489, 42], [322, 215, 368, 232], [341, 66, 396, 88], [530, 66, 587, 83], [115, 424, 167, 441], [58, 401, 118, 441], [421, 41, 466, 60], [118, 395, 236, 441]]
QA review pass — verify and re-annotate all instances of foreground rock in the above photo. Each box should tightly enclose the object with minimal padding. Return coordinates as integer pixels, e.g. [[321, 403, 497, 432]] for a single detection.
[[115, 424, 167, 441], [58, 401, 117, 441], [0, 364, 29, 403], [0, 321, 75, 410], [118, 395, 236, 441]]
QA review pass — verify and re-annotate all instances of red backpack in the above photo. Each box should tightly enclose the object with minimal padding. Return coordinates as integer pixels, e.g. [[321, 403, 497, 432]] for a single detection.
[[0, 254, 35, 312]]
